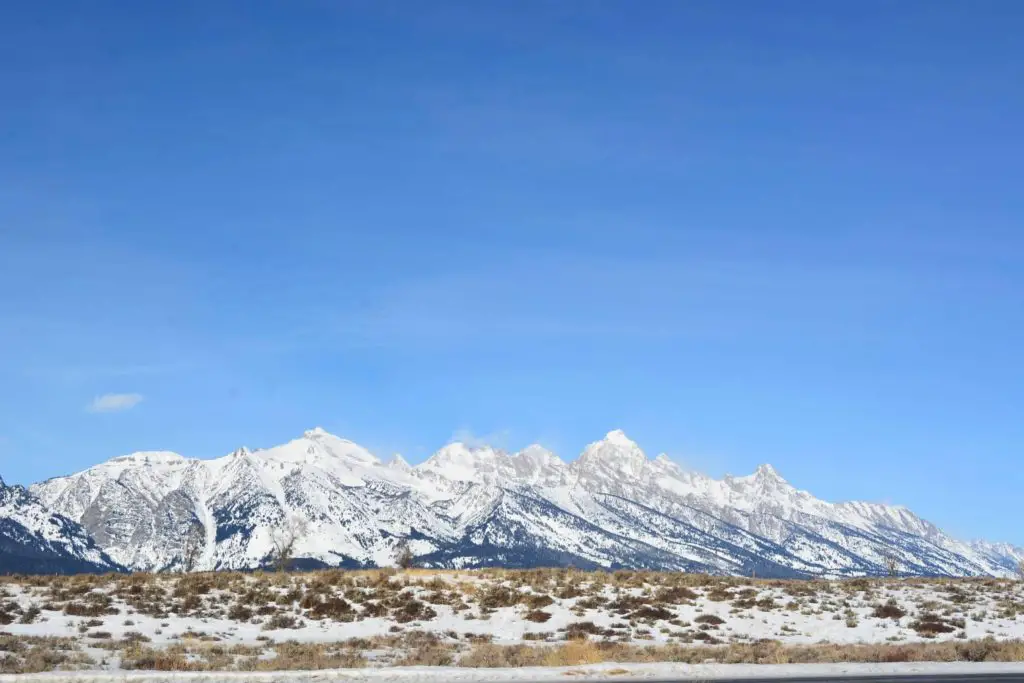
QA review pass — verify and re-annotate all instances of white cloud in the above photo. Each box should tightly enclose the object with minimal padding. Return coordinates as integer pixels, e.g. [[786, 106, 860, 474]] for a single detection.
[[87, 393, 144, 413]]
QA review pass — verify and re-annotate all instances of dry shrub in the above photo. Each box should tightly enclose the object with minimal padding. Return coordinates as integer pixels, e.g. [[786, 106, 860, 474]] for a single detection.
[[121, 645, 200, 671], [707, 587, 734, 602], [0, 634, 92, 674], [262, 614, 301, 630], [478, 586, 521, 609], [460, 643, 543, 667], [556, 583, 586, 599], [258, 641, 365, 670], [656, 586, 698, 603], [563, 621, 612, 639], [18, 606, 41, 624], [873, 598, 906, 620], [911, 613, 957, 637], [393, 598, 437, 623], [631, 605, 674, 621], [460, 641, 605, 668], [228, 604, 253, 621], [396, 645, 455, 666], [576, 595, 608, 609], [544, 640, 606, 666], [694, 613, 725, 625], [608, 594, 649, 613], [63, 593, 117, 617], [525, 593, 554, 609], [362, 600, 389, 617], [525, 609, 552, 623], [309, 596, 354, 621]]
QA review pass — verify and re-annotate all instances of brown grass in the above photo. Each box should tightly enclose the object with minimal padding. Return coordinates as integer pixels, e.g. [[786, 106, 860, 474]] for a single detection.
[[456, 638, 1024, 667], [0, 634, 92, 674]]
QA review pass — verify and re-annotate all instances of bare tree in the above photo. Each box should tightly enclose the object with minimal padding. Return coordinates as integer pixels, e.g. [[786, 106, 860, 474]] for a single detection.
[[394, 538, 415, 569], [182, 520, 205, 573], [270, 515, 308, 572], [883, 552, 899, 578]]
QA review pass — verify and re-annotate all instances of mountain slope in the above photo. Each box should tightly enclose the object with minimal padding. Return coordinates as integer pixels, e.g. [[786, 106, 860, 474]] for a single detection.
[[28, 430, 1024, 578], [0, 475, 122, 574]]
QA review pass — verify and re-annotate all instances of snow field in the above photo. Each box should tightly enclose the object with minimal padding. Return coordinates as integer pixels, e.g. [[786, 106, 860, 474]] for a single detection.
[[3, 569, 1024, 673]]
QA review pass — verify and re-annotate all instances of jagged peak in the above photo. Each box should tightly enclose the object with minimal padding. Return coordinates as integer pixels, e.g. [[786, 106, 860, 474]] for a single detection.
[[507, 445, 568, 486], [22, 425, 1024, 579], [419, 442, 507, 470], [110, 451, 186, 464], [263, 429, 380, 466], [417, 441, 513, 484], [514, 444, 560, 461], [727, 463, 793, 489], [603, 429, 638, 447], [575, 430, 647, 479], [388, 454, 412, 470], [431, 441, 506, 458]]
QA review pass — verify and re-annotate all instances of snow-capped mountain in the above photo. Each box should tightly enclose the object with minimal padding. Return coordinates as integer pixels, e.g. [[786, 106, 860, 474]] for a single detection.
[[0, 475, 121, 574], [27, 429, 1024, 578]]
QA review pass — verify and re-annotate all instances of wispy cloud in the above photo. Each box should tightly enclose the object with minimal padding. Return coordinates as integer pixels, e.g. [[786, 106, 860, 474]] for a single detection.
[[87, 393, 144, 413], [449, 427, 512, 450]]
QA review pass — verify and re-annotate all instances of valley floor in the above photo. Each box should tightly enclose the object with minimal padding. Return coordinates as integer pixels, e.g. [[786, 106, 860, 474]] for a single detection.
[[2, 569, 1024, 674]]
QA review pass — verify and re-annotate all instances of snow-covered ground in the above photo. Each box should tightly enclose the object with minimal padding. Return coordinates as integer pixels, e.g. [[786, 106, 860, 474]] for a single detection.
[[2, 570, 1024, 673]]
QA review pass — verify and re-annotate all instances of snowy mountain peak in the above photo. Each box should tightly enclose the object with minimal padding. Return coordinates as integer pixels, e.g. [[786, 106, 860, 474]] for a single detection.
[[573, 430, 648, 484], [514, 444, 558, 463], [426, 442, 503, 462], [112, 450, 186, 464], [649, 453, 689, 478], [388, 454, 412, 471], [510, 445, 569, 487], [727, 463, 796, 497], [20, 428, 1024, 579], [266, 429, 380, 466], [604, 429, 637, 447], [752, 463, 785, 481], [417, 442, 512, 483]]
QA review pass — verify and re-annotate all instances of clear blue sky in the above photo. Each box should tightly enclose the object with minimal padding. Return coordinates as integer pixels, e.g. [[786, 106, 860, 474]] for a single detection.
[[1, 2, 1022, 543]]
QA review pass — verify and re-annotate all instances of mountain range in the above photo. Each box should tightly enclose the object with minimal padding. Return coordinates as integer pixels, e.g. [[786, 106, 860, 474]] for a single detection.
[[2, 429, 1021, 577], [0, 475, 120, 574]]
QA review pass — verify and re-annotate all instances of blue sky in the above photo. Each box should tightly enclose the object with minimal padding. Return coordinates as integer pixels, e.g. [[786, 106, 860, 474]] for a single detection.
[[1, 2, 1022, 543]]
